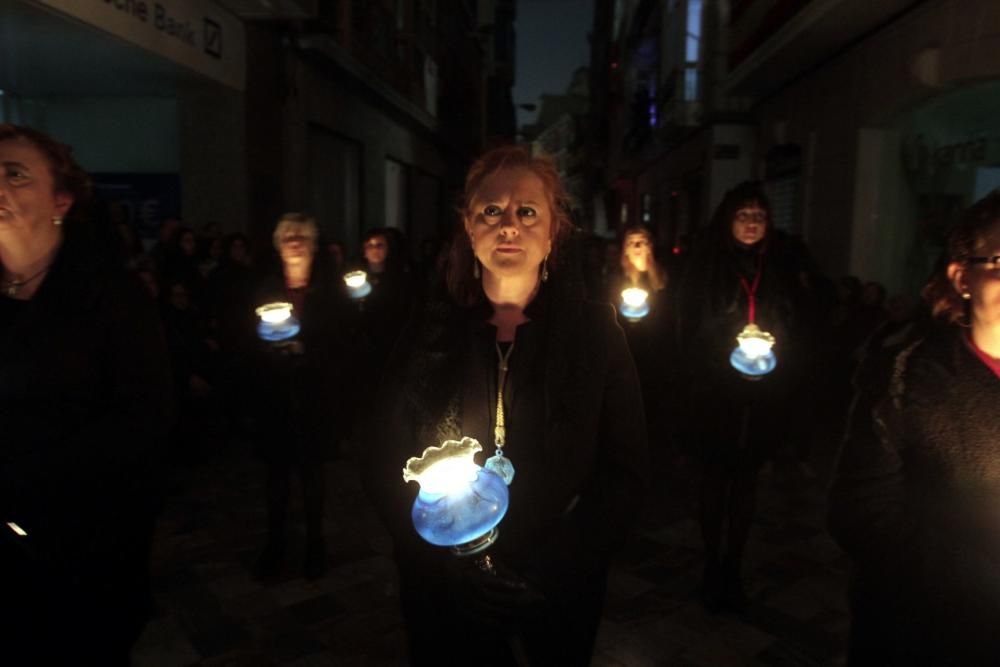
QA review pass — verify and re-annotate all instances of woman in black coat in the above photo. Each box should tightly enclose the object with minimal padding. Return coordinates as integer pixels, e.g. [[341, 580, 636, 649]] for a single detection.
[[363, 146, 648, 666], [830, 192, 1000, 664], [615, 225, 671, 442], [675, 181, 801, 612], [0, 124, 172, 664], [254, 213, 346, 581]]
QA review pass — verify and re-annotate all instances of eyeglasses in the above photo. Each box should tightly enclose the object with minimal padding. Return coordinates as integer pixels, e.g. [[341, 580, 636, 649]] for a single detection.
[[735, 210, 768, 223], [968, 255, 1000, 270]]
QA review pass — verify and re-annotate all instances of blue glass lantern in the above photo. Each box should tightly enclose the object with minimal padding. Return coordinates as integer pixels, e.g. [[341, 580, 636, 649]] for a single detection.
[[344, 270, 372, 300], [255, 302, 301, 341], [729, 323, 777, 377], [403, 437, 509, 555], [618, 287, 650, 322]]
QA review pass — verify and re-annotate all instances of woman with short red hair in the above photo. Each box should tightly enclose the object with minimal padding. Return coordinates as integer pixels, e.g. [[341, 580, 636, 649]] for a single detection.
[[364, 145, 648, 665]]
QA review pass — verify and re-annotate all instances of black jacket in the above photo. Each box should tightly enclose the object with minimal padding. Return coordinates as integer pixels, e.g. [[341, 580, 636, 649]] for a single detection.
[[674, 235, 800, 462], [363, 281, 649, 662], [253, 265, 348, 459], [830, 325, 1000, 665], [0, 225, 172, 651]]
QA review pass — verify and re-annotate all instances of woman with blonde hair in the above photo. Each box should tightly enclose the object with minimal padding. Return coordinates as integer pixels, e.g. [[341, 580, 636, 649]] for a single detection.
[[254, 212, 345, 581]]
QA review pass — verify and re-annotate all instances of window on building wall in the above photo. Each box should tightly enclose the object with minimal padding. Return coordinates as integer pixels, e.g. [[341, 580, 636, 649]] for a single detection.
[[307, 126, 363, 251], [385, 158, 410, 231], [641, 193, 653, 224], [683, 0, 702, 102], [765, 144, 803, 236]]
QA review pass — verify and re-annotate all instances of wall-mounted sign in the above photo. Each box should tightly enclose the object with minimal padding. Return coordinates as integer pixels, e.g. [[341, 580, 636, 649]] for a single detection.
[[92, 172, 182, 245], [31, 0, 246, 90]]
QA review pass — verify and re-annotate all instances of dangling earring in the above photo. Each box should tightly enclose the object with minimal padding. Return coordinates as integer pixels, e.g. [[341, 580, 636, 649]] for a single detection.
[[52, 216, 63, 226], [541, 254, 549, 282], [473, 258, 480, 279]]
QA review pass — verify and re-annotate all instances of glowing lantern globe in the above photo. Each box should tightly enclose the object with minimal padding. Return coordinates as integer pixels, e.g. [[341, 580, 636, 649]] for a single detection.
[[255, 302, 300, 341], [619, 287, 650, 322], [344, 270, 372, 300], [730, 323, 777, 377], [403, 437, 509, 556]]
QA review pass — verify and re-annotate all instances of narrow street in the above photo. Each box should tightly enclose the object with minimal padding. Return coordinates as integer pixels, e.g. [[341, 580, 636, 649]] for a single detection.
[[135, 432, 849, 666]]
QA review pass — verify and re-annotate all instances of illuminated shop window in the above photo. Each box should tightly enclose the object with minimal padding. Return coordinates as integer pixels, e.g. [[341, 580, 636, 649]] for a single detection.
[[683, 0, 702, 102]]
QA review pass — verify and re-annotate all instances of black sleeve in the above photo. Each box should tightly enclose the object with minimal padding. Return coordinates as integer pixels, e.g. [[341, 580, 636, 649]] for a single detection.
[[535, 308, 650, 591], [828, 376, 915, 576], [2, 274, 172, 560]]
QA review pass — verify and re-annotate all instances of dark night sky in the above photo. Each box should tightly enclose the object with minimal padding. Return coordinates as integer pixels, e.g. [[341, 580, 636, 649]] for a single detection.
[[513, 0, 594, 129]]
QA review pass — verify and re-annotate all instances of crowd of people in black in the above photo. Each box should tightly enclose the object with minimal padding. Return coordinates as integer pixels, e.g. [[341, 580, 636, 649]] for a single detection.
[[2, 123, 999, 666]]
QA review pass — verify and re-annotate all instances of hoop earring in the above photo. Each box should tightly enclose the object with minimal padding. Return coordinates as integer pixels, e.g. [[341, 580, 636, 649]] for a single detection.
[[541, 255, 549, 282], [52, 216, 63, 226], [473, 258, 480, 279]]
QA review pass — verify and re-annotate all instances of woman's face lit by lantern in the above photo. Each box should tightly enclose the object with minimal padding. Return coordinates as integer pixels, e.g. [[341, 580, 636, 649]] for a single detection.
[[0, 137, 74, 238], [731, 202, 768, 248], [278, 223, 315, 267], [623, 232, 652, 272], [949, 220, 1000, 330], [465, 167, 553, 281], [363, 234, 389, 270]]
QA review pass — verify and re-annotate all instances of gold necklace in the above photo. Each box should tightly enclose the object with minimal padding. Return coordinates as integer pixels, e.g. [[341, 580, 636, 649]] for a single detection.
[[1, 264, 51, 297], [484, 339, 516, 485]]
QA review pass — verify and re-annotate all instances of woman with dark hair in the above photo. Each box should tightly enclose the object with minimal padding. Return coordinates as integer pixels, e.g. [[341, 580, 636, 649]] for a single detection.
[[830, 191, 1000, 664], [0, 124, 171, 663], [364, 145, 648, 665], [675, 180, 801, 613], [356, 226, 412, 363]]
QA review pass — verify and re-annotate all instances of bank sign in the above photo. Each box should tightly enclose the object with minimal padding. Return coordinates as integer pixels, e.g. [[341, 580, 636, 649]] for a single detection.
[[31, 0, 246, 90]]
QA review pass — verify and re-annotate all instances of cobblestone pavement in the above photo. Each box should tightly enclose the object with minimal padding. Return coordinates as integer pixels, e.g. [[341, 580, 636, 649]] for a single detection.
[[134, 435, 850, 666]]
